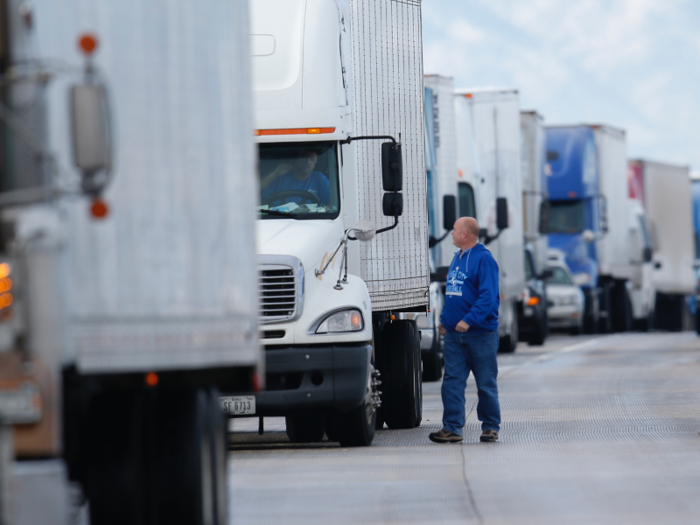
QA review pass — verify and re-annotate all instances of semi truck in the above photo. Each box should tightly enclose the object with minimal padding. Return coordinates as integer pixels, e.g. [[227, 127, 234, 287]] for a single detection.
[[237, 0, 428, 447], [629, 159, 695, 331], [421, 74, 459, 381], [0, 1, 261, 524], [519, 111, 549, 345], [545, 124, 653, 333], [454, 88, 524, 353]]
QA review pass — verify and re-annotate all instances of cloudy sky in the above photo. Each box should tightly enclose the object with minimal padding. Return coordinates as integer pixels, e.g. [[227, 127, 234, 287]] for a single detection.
[[422, 0, 700, 171]]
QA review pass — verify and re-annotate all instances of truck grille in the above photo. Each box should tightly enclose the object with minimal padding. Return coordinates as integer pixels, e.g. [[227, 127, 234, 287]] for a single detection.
[[259, 258, 303, 323]]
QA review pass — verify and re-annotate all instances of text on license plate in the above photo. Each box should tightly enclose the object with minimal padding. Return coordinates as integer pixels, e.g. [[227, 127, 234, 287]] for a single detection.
[[220, 396, 256, 415]]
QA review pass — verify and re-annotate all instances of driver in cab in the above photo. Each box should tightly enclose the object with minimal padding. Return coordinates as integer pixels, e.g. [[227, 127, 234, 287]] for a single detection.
[[260, 149, 330, 206]]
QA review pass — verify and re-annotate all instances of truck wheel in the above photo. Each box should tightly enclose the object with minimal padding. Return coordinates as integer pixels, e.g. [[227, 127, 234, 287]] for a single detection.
[[598, 281, 613, 333], [377, 320, 422, 429], [152, 387, 227, 525], [334, 365, 379, 447], [285, 412, 325, 443], [611, 280, 632, 332], [422, 327, 443, 382], [499, 303, 518, 353], [583, 289, 599, 334], [84, 390, 145, 525], [527, 308, 547, 346]]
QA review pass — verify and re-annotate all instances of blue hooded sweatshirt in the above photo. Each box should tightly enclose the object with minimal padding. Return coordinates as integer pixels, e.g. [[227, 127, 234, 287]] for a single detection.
[[440, 243, 500, 332]]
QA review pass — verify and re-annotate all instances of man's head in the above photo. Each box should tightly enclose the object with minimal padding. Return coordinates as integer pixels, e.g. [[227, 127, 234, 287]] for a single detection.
[[451, 216, 479, 250], [292, 149, 318, 180]]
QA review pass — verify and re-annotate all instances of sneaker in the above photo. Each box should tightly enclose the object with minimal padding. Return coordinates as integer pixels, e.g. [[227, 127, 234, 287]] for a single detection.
[[429, 428, 463, 443], [480, 429, 499, 442]]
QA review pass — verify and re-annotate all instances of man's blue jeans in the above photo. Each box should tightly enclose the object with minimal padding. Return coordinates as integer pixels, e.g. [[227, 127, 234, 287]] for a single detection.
[[441, 330, 501, 435]]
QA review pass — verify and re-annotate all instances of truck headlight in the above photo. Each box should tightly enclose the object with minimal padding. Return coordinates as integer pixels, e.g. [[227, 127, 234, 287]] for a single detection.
[[572, 272, 591, 286], [315, 309, 364, 334]]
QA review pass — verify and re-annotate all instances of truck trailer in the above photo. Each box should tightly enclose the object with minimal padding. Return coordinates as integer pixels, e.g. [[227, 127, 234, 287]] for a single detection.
[[454, 88, 524, 353], [546, 124, 653, 333], [235, 0, 428, 447], [629, 159, 695, 331], [0, 1, 261, 524]]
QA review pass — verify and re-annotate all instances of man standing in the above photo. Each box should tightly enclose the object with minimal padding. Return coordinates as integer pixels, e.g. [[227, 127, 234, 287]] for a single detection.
[[429, 217, 501, 444]]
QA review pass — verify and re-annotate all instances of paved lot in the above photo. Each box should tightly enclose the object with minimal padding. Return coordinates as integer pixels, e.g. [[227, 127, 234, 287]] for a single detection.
[[227, 333, 700, 525]]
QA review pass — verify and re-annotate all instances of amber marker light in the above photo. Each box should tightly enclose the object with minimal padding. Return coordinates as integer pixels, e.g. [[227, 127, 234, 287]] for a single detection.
[[0, 278, 12, 293], [464, 93, 473, 98], [527, 297, 540, 306], [0, 293, 13, 310], [145, 372, 159, 387], [0, 263, 10, 279], [90, 198, 109, 219], [79, 34, 98, 55], [256, 127, 335, 136]]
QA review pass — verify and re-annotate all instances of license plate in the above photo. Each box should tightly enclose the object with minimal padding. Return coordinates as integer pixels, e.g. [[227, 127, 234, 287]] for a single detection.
[[220, 395, 256, 415]]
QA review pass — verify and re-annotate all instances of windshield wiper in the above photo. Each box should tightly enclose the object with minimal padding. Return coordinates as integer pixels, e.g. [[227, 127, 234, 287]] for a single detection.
[[258, 208, 301, 219]]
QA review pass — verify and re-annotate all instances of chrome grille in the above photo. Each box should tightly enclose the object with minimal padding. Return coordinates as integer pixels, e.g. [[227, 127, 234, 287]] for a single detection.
[[259, 259, 303, 323]]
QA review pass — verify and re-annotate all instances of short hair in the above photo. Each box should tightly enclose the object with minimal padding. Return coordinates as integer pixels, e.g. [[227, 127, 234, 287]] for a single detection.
[[298, 149, 318, 159]]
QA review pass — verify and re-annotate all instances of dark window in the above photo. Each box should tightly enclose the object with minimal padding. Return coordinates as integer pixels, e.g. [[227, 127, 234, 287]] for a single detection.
[[258, 141, 340, 220], [548, 200, 584, 234], [524, 250, 535, 281], [546, 150, 559, 162], [546, 266, 573, 285], [458, 182, 476, 218]]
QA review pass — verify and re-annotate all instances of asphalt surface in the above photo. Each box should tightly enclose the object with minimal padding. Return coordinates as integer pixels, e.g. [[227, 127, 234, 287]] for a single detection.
[[227, 332, 700, 525]]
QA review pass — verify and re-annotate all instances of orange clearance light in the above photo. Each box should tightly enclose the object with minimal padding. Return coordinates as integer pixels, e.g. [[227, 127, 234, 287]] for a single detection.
[[145, 372, 159, 387], [79, 34, 98, 55], [90, 198, 109, 219], [256, 127, 335, 136], [0, 278, 12, 293], [527, 297, 540, 306], [0, 293, 13, 310], [0, 263, 10, 279], [464, 93, 473, 98], [390, 314, 396, 321]]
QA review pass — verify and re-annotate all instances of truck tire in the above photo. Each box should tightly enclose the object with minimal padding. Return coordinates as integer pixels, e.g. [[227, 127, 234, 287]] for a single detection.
[[655, 293, 684, 332], [499, 303, 518, 353], [152, 387, 227, 525], [84, 390, 145, 525], [527, 307, 547, 346], [422, 327, 443, 382], [376, 320, 422, 429], [611, 280, 632, 333], [598, 280, 613, 334], [333, 365, 378, 447], [583, 289, 599, 334], [285, 412, 325, 443]]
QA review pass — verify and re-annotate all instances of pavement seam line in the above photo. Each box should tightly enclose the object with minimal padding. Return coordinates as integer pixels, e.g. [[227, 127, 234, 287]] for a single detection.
[[462, 399, 484, 525]]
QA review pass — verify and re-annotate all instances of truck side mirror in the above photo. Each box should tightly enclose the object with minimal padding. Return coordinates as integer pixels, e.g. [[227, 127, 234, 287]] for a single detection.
[[443, 195, 456, 230], [478, 227, 488, 240], [538, 200, 550, 234], [381, 143, 403, 192], [382, 192, 403, 217], [71, 84, 112, 173], [539, 268, 554, 280], [496, 197, 508, 230], [642, 246, 652, 263], [430, 265, 450, 283]]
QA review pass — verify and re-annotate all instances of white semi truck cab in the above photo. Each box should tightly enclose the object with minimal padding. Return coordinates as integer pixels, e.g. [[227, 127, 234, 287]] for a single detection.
[[229, 0, 429, 446]]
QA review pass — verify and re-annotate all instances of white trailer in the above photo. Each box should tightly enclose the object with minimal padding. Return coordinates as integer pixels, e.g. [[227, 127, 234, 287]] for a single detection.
[[629, 159, 695, 330], [0, 1, 261, 524], [520, 111, 548, 271], [244, 0, 428, 445], [420, 74, 458, 381], [454, 88, 525, 353]]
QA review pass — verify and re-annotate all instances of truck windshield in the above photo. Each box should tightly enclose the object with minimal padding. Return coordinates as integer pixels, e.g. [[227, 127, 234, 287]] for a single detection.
[[546, 266, 573, 285], [258, 141, 340, 219], [458, 182, 476, 218], [548, 200, 584, 234]]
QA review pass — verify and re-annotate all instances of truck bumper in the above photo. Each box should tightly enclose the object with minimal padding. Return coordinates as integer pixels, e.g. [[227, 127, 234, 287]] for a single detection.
[[235, 344, 372, 417]]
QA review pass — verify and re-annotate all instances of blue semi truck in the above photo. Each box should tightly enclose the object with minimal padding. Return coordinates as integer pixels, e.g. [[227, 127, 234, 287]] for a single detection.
[[545, 124, 654, 333]]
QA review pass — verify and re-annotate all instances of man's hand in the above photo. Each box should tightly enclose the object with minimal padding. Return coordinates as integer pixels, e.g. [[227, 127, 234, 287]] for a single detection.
[[438, 322, 446, 336], [455, 321, 470, 333]]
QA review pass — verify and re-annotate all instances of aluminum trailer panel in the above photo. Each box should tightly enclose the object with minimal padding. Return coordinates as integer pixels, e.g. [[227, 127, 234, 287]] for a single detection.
[[346, 0, 428, 311], [520, 111, 548, 272], [425, 75, 459, 268], [456, 88, 525, 300], [32, 0, 260, 373], [631, 159, 695, 295], [592, 125, 632, 280]]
